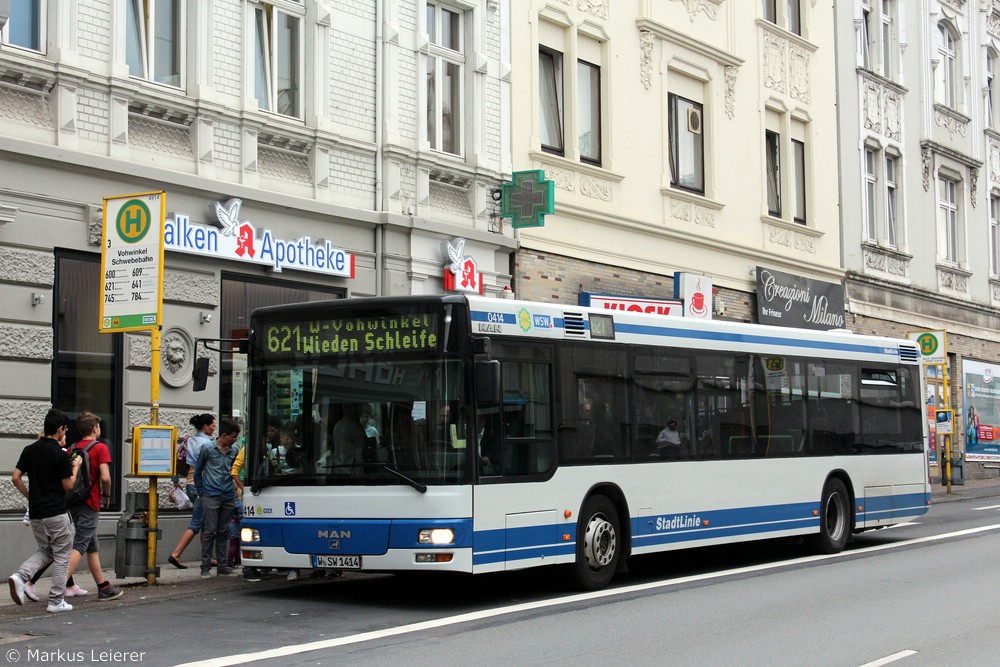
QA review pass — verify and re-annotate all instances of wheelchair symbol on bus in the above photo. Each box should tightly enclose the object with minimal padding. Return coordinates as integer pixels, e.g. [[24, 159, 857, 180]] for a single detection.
[[284, 502, 296, 516]]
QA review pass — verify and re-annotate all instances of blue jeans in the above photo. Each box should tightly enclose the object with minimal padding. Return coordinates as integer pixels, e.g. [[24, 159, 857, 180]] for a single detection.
[[186, 485, 203, 532], [200, 495, 234, 572]]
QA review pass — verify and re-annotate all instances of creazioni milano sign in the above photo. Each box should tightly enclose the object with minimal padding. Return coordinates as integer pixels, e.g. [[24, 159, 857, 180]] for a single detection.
[[164, 199, 355, 278]]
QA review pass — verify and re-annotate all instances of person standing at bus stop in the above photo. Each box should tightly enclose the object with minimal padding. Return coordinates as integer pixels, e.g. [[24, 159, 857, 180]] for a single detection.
[[194, 417, 241, 578], [167, 414, 215, 569]]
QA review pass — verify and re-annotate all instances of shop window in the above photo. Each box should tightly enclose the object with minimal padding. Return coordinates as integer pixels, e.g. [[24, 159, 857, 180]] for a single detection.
[[219, 275, 343, 419], [53, 252, 123, 510]]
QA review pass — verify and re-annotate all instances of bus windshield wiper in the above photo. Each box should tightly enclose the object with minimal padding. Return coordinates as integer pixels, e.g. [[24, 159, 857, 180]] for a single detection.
[[382, 464, 427, 493]]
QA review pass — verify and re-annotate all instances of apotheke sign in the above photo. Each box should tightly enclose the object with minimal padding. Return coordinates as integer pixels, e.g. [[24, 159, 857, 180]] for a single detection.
[[164, 199, 355, 278]]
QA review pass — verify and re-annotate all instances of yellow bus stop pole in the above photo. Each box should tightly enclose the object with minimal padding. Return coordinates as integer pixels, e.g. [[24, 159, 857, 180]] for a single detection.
[[147, 326, 160, 586]]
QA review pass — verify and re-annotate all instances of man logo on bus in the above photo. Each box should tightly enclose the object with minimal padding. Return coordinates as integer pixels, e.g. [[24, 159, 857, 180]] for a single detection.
[[765, 357, 784, 371], [116, 199, 152, 244], [284, 501, 296, 516]]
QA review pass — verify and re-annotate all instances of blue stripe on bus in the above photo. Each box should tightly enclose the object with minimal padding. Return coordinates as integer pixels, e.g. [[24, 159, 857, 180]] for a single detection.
[[470, 495, 930, 566], [616, 323, 899, 357], [469, 309, 899, 357]]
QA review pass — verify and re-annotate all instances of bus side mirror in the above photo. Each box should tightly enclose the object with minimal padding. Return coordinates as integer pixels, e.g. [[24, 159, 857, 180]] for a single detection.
[[475, 360, 501, 407], [192, 357, 210, 392]]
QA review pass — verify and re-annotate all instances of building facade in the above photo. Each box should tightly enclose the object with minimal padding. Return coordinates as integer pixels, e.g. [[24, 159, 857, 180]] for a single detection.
[[836, 0, 1000, 478], [0, 0, 512, 571], [510, 2, 840, 327]]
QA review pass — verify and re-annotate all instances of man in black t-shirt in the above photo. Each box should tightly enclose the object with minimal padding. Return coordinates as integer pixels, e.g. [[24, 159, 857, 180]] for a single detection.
[[8, 409, 82, 613]]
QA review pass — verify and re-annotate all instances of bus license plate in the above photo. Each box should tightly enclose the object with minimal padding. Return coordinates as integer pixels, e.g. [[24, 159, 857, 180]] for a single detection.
[[312, 555, 361, 569]]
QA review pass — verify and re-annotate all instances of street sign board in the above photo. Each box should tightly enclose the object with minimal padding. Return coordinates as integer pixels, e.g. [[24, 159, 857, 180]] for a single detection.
[[100, 192, 165, 333], [501, 170, 554, 228], [907, 330, 947, 365]]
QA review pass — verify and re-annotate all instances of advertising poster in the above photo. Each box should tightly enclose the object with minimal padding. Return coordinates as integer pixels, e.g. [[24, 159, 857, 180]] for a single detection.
[[962, 359, 1000, 462]]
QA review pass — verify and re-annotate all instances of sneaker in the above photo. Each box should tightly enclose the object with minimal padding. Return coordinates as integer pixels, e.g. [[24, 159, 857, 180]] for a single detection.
[[8, 574, 25, 606], [216, 568, 239, 577], [243, 569, 262, 582], [200, 570, 212, 579], [46, 599, 73, 613], [23, 582, 39, 602], [97, 584, 123, 601], [64, 584, 90, 597], [286, 569, 299, 581]]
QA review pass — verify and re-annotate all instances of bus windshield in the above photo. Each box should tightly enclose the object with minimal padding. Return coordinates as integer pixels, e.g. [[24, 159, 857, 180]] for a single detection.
[[244, 301, 472, 488], [246, 358, 468, 488]]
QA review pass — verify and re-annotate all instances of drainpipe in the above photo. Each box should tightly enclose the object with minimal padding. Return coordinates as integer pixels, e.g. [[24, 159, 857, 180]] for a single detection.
[[374, 0, 384, 296]]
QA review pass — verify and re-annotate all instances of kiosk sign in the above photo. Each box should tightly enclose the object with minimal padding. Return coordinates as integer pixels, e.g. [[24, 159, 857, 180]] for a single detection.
[[100, 192, 165, 333]]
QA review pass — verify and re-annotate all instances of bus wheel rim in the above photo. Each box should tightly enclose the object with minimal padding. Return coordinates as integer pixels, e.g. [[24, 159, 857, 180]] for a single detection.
[[827, 493, 846, 542], [584, 514, 616, 568]]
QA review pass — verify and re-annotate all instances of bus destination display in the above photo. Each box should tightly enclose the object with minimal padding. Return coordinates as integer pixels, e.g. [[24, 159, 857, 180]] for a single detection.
[[264, 313, 440, 357]]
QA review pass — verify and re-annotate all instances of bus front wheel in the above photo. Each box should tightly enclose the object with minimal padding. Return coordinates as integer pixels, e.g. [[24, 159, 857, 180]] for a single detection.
[[811, 478, 851, 554], [571, 494, 620, 590]]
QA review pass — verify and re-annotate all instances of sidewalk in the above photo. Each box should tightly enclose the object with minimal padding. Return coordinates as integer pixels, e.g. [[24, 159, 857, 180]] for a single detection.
[[0, 558, 299, 618], [930, 474, 1000, 503]]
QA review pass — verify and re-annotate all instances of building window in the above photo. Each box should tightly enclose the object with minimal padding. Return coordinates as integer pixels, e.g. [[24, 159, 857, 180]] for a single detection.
[[426, 2, 464, 156], [860, 1, 896, 79], [988, 50, 998, 130], [991, 196, 1000, 276], [786, 0, 800, 36], [1, 0, 44, 52], [881, 0, 894, 78], [938, 176, 959, 263], [766, 130, 781, 216], [539, 47, 564, 156], [936, 23, 957, 108], [791, 139, 806, 223], [253, 2, 302, 119], [578, 60, 601, 165], [668, 94, 704, 194], [860, 1, 872, 70], [125, 0, 182, 87], [864, 147, 878, 241], [762, 0, 799, 35], [762, 0, 776, 24], [885, 154, 898, 248]]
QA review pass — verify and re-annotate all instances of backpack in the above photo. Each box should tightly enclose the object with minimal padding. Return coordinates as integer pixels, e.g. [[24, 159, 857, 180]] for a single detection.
[[176, 436, 191, 476], [66, 440, 99, 508]]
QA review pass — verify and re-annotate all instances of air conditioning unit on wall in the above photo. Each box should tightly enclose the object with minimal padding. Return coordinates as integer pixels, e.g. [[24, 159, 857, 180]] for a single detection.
[[687, 107, 702, 134]]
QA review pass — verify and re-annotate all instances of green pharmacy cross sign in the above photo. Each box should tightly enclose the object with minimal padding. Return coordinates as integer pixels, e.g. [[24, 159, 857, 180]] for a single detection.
[[501, 169, 555, 228]]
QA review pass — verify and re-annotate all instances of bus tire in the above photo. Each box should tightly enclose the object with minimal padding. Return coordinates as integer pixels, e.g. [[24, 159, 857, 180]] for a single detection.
[[811, 478, 851, 554], [571, 494, 620, 590]]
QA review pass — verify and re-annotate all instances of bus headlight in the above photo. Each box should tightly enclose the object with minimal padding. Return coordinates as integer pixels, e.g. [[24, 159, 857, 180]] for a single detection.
[[418, 528, 455, 545], [241, 527, 260, 543]]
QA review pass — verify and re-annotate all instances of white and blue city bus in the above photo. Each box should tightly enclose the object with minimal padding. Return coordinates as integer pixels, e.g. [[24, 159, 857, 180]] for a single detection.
[[238, 294, 929, 589]]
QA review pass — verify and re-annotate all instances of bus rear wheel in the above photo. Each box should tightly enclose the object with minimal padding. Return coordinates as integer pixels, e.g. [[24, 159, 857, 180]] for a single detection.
[[571, 494, 620, 590], [811, 478, 851, 554]]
